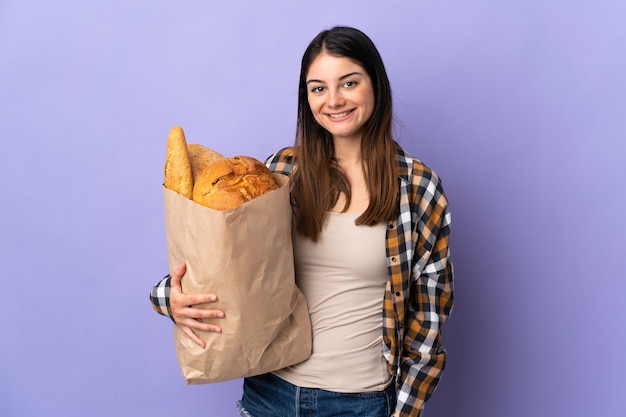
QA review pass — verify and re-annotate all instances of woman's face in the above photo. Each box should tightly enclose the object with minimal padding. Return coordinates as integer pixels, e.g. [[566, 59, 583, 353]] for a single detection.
[[305, 51, 375, 143]]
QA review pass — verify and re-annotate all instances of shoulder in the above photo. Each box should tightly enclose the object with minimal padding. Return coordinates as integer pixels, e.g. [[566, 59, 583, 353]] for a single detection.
[[394, 143, 440, 184], [265, 146, 297, 175], [394, 143, 447, 202]]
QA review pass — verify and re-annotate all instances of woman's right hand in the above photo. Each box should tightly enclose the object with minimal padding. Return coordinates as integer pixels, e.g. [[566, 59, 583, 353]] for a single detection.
[[170, 262, 224, 348]]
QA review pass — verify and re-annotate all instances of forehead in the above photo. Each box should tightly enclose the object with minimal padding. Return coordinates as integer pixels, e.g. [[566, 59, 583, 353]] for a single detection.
[[306, 52, 366, 81]]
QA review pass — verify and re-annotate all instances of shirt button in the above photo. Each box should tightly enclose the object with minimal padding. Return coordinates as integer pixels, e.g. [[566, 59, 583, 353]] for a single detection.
[[389, 224, 395, 229], [391, 257, 397, 262], [395, 292, 401, 297]]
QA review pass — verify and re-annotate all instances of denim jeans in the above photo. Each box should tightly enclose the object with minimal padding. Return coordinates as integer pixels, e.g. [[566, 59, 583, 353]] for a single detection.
[[237, 372, 396, 417]]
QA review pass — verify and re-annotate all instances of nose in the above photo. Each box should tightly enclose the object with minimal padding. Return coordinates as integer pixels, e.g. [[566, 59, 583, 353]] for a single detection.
[[327, 88, 345, 108]]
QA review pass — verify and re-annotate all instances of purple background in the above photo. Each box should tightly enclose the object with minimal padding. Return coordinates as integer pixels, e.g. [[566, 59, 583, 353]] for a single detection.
[[1, 1, 625, 416]]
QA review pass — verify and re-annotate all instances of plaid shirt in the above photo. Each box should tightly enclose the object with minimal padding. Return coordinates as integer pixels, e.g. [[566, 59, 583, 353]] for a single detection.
[[150, 144, 454, 417]]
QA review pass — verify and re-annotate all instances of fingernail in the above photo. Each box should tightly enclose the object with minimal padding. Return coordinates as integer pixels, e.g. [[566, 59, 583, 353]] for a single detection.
[[217, 312, 224, 318], [209, 296, 217, 302]]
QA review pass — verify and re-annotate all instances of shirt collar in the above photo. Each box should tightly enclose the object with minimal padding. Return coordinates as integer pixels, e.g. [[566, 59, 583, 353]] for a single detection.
[[394, 142, 414, 182]]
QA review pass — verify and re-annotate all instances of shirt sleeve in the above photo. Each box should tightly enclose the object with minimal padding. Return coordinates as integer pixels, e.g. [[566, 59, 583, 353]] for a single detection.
[[397, 174, 454, 417], [149, 274, 175, 321], [265, 147, 295, 175]]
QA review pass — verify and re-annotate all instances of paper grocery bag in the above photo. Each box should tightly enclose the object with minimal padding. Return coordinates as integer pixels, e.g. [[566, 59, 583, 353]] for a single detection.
[[163, 174, 312, 384]]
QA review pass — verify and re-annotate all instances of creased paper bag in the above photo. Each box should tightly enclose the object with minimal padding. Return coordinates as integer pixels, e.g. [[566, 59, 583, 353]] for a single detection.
[[164, 174, 312, 384]]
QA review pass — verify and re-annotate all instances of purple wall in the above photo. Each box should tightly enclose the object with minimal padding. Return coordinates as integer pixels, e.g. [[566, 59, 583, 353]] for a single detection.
[[1, 1, 625, 416]]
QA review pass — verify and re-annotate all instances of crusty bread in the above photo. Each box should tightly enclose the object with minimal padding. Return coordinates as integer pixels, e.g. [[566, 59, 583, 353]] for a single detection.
[[164, 126, 193, 199], [192, 156, 279, 210], [187, 143, 225, 182]]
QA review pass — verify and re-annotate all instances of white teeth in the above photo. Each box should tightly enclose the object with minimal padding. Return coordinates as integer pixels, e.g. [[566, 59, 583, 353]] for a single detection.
[[329, 111, 351, 118]]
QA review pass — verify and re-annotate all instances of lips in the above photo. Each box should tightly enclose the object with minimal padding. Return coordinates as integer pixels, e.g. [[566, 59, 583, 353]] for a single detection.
[[327, 109, 354, 119]]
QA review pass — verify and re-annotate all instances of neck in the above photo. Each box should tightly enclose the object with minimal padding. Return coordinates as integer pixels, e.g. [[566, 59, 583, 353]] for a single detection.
[[332, 136, 362, 167]]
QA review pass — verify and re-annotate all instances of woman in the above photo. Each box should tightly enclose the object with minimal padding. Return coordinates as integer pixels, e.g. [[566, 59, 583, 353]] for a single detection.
[[151, 26, 454, 417]]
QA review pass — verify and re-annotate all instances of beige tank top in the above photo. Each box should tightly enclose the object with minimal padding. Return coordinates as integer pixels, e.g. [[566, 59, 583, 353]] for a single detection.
[[274, 212, 392, 392]]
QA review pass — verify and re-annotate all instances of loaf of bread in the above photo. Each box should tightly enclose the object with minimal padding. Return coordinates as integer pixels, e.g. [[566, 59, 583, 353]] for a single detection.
[[163, 126, 275, 209], [188, 143, 225, 182], [164, 126, 193, 199], [192, 156, 279, 210]]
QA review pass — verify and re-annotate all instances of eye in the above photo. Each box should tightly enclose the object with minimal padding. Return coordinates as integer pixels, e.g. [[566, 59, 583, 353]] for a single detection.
[[310, 86, 325, 94], [343, 80, 358, 88]]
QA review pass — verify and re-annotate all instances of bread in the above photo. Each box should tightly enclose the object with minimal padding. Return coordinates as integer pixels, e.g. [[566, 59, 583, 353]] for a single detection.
[[162, 125, 273, 209], [192, 156, 279, 210], [164, 126, 193, 199], [187, 143, 225, 182]]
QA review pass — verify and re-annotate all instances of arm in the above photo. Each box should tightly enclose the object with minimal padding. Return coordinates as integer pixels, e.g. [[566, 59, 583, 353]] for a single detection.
[[149, 263, 225, 348], [397, 174, 454, 417], [397, 262, 453, 416], [265, 146, 295, 175], [150, 274, 174, 318]]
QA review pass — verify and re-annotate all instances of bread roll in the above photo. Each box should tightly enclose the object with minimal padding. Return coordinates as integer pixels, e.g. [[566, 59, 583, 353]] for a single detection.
[[164, 126, 193, 199], [192, 156, 279, 210], [188, 143, 225, 182]]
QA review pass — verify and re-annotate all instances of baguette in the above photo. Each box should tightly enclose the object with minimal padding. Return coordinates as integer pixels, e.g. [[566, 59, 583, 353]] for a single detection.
[[163, 126, 193, 199]]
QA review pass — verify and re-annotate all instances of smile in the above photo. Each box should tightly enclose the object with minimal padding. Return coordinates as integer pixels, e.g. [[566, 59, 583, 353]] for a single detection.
[[327, 110, 353, 119]]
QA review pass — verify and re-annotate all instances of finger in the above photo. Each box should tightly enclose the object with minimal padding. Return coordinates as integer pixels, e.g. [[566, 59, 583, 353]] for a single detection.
[[185, 307, 225, 321], [176, 315, 222, 334], [171, 293, 218, 311], [178, 324, 206, 348], [185, 293, 219, 306], [170, 262, 186, 290]]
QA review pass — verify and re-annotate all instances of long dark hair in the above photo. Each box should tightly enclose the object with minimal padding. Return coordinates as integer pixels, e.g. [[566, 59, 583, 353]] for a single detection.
[[291, 26, 398, 241]]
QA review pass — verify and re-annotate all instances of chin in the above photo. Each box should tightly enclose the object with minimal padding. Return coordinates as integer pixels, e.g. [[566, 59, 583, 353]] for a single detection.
[[332, 129, 362, 140]]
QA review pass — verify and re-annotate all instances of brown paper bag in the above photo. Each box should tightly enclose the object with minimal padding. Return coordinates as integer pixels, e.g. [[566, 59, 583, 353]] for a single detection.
[[164, 174, 312, 384]]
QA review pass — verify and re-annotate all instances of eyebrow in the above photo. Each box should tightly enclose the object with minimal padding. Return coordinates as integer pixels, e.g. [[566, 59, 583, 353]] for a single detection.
[[306, 71, 364, 85]]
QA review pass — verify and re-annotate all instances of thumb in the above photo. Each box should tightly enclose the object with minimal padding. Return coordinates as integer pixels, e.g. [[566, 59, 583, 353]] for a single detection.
[[170, 262, 186, 290]]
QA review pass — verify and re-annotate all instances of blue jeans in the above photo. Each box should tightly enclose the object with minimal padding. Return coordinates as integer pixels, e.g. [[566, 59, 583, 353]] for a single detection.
[[237, 372, 396, 417]]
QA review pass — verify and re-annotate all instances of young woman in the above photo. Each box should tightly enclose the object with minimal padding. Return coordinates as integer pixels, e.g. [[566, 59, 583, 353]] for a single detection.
[[151, 26, 454, 417]]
